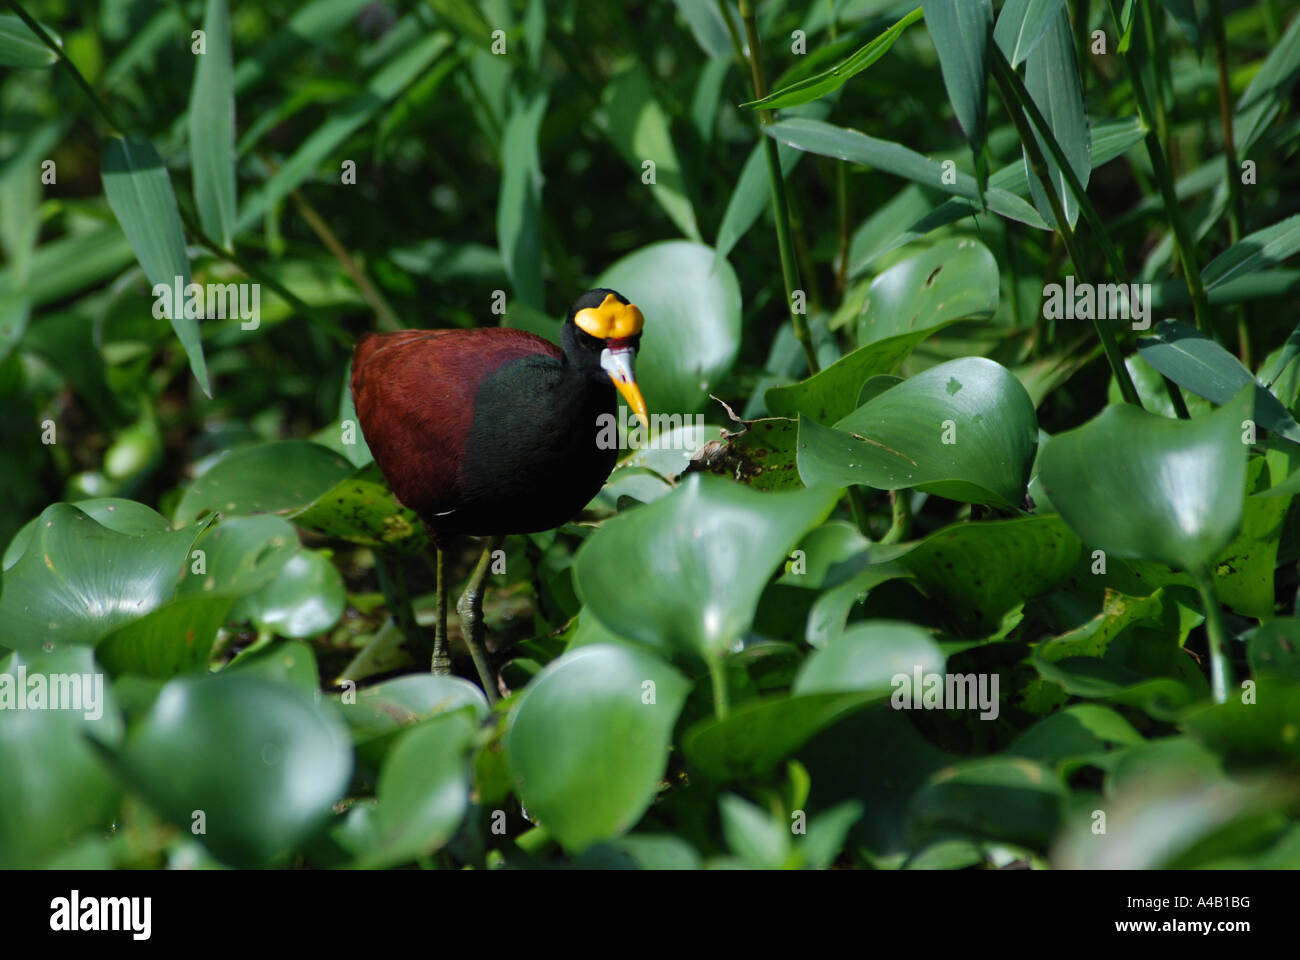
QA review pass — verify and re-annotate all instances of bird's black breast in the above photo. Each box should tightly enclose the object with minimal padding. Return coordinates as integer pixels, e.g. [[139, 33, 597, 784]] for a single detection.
[[444, 355, 618, 536]]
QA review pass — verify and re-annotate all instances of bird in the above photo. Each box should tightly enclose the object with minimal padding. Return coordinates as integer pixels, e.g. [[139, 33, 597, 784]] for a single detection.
[[350, 288, 648, 700]]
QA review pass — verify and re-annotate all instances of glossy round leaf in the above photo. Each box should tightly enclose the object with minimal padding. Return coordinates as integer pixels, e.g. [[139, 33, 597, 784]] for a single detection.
[[0, 647, 122, 868], [597, 241, 741, 415], [174, 514, 299, 599], [1038, 387, 1252, 570], [4, 497, 171, 571], [109, 674, 352, 867], [172, 440, 354, 525], [229, 549, 345, 638], [798, 357, 1038, 511], [505, 644, 688, 852], [292, 462, 428, 553], [795, 621, 944, 695], [0, 503, 204, 651], [574, 474, 842, 661]]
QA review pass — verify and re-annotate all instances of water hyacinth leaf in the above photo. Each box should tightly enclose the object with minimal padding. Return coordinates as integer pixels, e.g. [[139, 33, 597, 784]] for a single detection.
[[95, 595, 233, 678], [1038, 386, 1252, 571], [102, 138, 209, 396], [172, 440, 354, 525], [767, 240, 998, 423], [292, 462, 429, 554], [0, 504, 205, 651], [795, 621, 945, 695], [766, 118, 1045, 228], [0, 648, 122, 868], [174, 514, 299, 601], [340, 674, 488, 768], [685, 417, 804, 492], [0, 13, 59, 68], [994, 0, 1064, 67], [797, 357, 1039, 511], [600, 65, 699, 241], [922, 0, 993, 179], [596, 241, 740, 415], [505, 644, 689, 852], [684, 690, 888, 782], [910, 757, 1065, 847], [742, 6, 924, 110], [1246, 619, 1300, 681], [574, 474, 841, 662], [337, 710, 478, 868], [229, 549, 346, 638], [4, 497, 171, 570], [1137, 319, 1300, 442], [497, 89, 548, 309], [103, 674, 352, 867], [189, 0, 237, 250], [1023, 4, 1091, 229], [897, 516, 1081, 635]]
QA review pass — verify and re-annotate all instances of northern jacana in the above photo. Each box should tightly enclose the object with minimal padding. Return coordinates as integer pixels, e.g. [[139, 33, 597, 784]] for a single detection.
[[350, 289, 648, 700]]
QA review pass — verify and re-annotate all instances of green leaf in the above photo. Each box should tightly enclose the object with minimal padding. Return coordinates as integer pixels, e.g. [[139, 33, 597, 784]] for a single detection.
[[291, 462, 429, 553], [5, 497, 172, 570], [922, 0, 993, 173], [189, 0, 237, 250], [896, 516, 1082, 635], [994, 0, 1064, 67], [0, 647, 122, 868], [101, 138, 209, 396], [574, 474, 841, 662], [767, 240, 999, 423], [497, 89, 548, 309], [96, 595, 233, 677], [600, 65, 699, 240], [795, 620, 945, 695], [671, 0, 733, 59], [229, 549, 345, 638], [766, 117, 1046, 228], [596, 240, 740, 415], [1023, 4, 1091, 229], [336, 709, 477, 868], [174, 514, 300, 599], [1201, 213, 1300, 290], [235, 32, 452, 232], [172, 440, 354, 525], [1137, 319, 1300, 442], [1009, 704, 1145, 775], [0, 504, 205, 651], [684, 690, 889, 782], [1233, 13, 1300, 153], [742, 6, 923, 109], [685, 417, 805, 492], [0, 13, 59, 68], [1038, 387, 1252, 571], [797, 357, 1039, 511], [1182, 678, 1300, 766], [910, 757, 1065, 847], [719, 794, 790, 868], [104, 674, 352, 867], [505, 644, 688, 852], [339, 673, 488, 768], [1246, 619, 1300, 681]]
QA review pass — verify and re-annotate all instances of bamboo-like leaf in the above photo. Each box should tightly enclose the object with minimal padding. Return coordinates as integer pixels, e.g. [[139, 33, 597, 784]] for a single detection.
[[742, 7, 923, 110], [101, 138, 210, 397], [923, 0, 993, 188], [994, 0, 1064, 67], [0, 12, 58, 68], [1202, 213, 1300, 290], [1023, 4, 1091, 229], [190, 0, 238, 250]]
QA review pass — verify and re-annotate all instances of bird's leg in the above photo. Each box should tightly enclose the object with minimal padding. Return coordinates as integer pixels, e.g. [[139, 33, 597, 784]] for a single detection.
[[432, 544, 451, 676], [457, 535, 502, 704]]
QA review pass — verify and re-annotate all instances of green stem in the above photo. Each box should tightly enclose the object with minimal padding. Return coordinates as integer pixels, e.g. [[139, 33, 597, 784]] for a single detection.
[[880, 489, 912, 544], [709, 658, 730, 720], [1193, 568, 1233, 704], [732, 0, 819, 375], [990, 50, 1142, 409], [1107, 0, 1211, 334]]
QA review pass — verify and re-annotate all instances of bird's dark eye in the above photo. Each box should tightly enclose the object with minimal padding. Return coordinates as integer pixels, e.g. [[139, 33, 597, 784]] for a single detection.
[[574, 327, 605, 352]]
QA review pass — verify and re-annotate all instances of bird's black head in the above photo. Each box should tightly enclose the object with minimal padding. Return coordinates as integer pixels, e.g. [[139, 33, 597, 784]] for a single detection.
[[561, 288, 647, 426]]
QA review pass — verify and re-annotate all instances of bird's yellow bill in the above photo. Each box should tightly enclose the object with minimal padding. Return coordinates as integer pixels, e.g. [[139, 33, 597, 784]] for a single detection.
[[613, 377, 649, 428]]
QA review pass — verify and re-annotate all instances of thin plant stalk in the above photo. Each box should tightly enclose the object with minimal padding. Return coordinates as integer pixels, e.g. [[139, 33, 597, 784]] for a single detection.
[[1193, 569, 1234, 704]]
